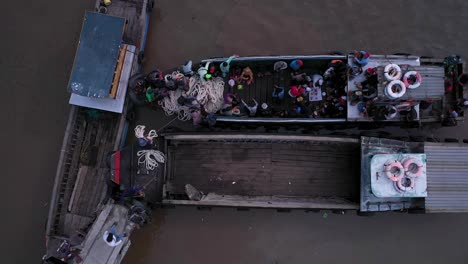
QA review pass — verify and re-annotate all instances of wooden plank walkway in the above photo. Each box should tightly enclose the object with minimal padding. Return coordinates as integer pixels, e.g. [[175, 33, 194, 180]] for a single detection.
[[166, 140, 360, 200]]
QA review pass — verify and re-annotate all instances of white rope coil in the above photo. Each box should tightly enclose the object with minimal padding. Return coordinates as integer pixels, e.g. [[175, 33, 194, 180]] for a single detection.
[[146, 129, 158, 140], [134, 125, 158, 140], [160, 75, 225, 121], [134, 125, 146, 139], [137, 150, 166, 171]]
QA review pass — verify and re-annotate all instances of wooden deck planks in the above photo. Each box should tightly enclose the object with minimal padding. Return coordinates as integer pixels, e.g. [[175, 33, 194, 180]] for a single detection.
[[230, 68, 294, 112], [57, 116, 88, 234], [63, 213, 93, 237], [73, 124, 113, 217], [109, 45, 127, 98], [105, 0, 147, 47], [167, 141, 360, 199], [59, 113, 119, 237]]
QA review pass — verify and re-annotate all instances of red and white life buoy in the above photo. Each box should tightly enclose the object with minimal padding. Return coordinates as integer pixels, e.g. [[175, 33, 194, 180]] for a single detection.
[[396, 177, 415, 192], [385, 80, 406, 99], [384, 64, 402, 81], [383, 160, 404, 181], [402, 157, 424, 177], [403, 71, 422, 89]]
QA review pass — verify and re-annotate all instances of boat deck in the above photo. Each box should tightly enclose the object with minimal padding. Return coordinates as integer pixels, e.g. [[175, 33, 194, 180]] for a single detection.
[[224, 59, 333, 110], [164, 135, 360, 206], [347, 55, 421, 122], [375, 65, 444, 101], [360, 137, 425, 212], [57, 110, 120, 237], [202, 56, 347, 122], [95, 0, 149, 48], [113, 143, 165, 204], [79, 204, 132, 264]]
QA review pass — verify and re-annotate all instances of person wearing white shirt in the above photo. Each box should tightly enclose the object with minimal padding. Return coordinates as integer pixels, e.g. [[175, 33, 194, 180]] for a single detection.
[[103, 223, 126, 247]]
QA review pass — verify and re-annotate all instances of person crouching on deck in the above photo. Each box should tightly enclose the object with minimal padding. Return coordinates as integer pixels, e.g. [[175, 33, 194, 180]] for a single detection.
[[240, 67, 254, 85], [103, 223, 126, 247], [241, 99, 258, 117], [353, 50, 371, 67]]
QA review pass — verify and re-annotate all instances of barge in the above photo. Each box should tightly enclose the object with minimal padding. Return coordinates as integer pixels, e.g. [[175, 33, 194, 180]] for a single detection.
[[160, 134, 468, 214]]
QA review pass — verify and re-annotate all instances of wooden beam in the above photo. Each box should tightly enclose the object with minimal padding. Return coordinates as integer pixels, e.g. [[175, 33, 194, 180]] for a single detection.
[[68, 166, 89, 213], [164, 133, 359, 143], [109, 44, 127, 98], [162, 197, 359, 210]]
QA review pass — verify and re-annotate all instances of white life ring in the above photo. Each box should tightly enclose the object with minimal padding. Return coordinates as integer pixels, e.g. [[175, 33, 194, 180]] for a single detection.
[[402, 157, 424, 177], [383, 160, 404, 182], [384, 64, 402, 81], [395, 177, 415, 192], [403, 71, 422, 89], [385, 80, 406, 99]]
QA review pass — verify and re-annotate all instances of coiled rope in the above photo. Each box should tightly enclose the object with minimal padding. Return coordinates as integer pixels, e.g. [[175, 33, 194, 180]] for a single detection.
[[160, 75, 225, 121], [134, 125, 158, 140], [160, 88, 193, 121], [137, 150, 166, 171]]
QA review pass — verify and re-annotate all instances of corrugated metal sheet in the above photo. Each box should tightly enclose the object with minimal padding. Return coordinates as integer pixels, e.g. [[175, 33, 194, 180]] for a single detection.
[[425, 143, 468, 213], [376, 65, 445, 100], [68, 12, 126, 98], [402, 66, 445, 100]]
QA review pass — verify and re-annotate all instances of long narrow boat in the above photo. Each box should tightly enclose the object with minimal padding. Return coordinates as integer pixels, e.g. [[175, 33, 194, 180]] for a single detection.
[[130, 54, 465, 127], [43, 1, 152, 263]]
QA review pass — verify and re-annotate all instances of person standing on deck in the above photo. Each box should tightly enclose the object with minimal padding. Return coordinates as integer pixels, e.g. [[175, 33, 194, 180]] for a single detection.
[[353, 50, 371, 67], [220, 55, 238, 77], [103, 223, 126, 247], [191, 109, 203, 125]]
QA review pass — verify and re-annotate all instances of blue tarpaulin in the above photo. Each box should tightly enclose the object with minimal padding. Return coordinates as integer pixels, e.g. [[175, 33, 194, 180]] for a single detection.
[[68, 12, 125, 98]]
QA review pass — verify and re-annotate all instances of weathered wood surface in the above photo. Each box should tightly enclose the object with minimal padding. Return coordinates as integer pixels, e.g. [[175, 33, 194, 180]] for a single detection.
[[56, 113, 119, 236], [100, 0, 148, 48], [226, 67, 294, 112], [68, 166, 89, 212], [57, 115, 88, 235], [164, 194, 360, 209], [73, 119, 117, 216], [63, 213, 93, 237], [167, 140, 360, 199], [222, 59, 334, 115]]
